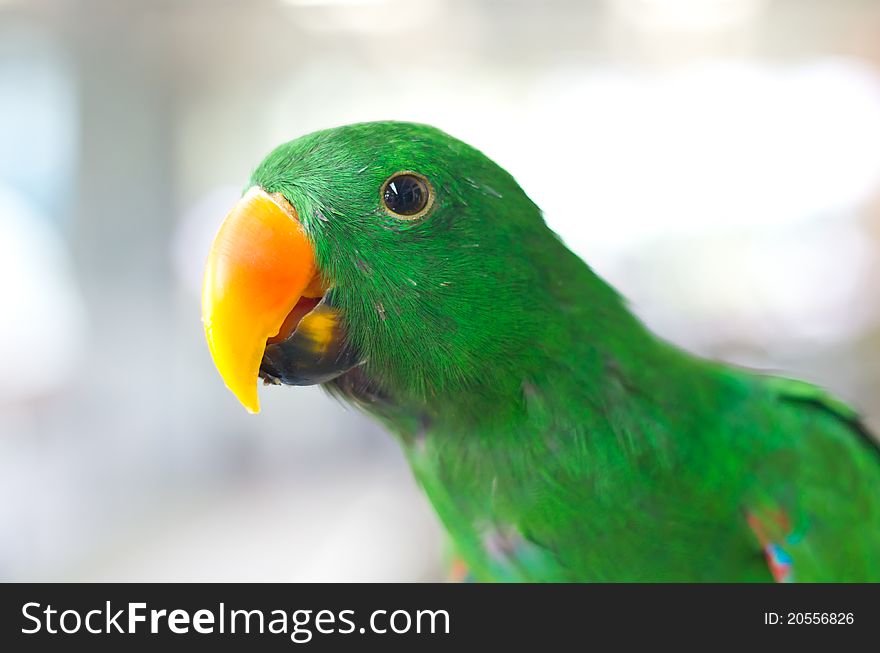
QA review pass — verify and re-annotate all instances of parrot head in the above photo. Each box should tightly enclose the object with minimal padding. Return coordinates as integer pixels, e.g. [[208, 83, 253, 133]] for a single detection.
[[202, 121, 562, 413]]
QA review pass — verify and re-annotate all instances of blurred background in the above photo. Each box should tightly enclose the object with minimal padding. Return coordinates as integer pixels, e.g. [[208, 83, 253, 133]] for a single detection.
[[2, 0, 880, 581]]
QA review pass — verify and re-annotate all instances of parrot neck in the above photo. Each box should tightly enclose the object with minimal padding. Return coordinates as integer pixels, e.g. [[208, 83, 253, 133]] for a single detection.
[[331, 239, 718, 446], [446, 273, 701, 431]]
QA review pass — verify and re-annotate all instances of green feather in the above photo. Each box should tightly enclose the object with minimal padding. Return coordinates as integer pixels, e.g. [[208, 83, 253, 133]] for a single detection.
[[251, 121, 880, 581]]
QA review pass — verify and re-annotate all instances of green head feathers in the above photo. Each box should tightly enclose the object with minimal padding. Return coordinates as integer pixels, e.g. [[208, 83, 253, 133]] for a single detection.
[[250, 122, 574, 402]]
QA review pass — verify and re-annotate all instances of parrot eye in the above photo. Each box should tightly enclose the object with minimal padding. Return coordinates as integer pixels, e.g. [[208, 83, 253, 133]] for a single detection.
[[381, 172, 433, 219]]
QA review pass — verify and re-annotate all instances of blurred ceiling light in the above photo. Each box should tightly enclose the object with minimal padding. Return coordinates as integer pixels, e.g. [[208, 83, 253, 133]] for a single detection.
[[282, 0, 388, 6], [283, 0, 439, 33], [608, 0, 765, 31], [528, 57, 880, 253]]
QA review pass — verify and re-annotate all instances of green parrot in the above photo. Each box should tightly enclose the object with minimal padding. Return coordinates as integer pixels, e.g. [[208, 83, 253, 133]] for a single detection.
[[201, 121, 880, 582]]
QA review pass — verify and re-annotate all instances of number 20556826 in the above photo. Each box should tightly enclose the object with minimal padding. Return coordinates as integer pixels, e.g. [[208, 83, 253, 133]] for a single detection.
[[764, 612, 853, 625]]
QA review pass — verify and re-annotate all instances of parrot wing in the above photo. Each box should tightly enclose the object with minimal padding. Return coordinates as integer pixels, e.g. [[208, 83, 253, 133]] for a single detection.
[[745, 376, 880, 582]]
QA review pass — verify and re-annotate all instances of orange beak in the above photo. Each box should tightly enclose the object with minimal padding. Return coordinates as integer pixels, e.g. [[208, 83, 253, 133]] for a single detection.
[[201, 187, 323, 413]]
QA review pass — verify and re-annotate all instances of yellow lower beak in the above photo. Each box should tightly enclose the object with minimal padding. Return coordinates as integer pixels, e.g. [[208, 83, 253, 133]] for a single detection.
[[201, 186, 320, 413]]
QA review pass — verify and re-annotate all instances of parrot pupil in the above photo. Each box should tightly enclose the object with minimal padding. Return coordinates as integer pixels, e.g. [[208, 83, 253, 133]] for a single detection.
[[383, 174, 429, 216]]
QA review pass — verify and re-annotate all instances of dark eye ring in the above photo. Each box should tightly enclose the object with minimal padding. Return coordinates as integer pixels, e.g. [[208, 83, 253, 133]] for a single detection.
[[380, 171, 434, 220]]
